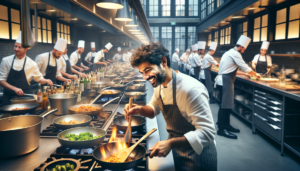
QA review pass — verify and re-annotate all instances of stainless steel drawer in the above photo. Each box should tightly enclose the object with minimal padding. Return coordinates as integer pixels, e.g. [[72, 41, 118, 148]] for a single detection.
[[254, 90, 282, 102], [254, 113, 282, 142], [254, 98, 282, 114], [254, 103, 282, 118], [254, 94, 282, 106]]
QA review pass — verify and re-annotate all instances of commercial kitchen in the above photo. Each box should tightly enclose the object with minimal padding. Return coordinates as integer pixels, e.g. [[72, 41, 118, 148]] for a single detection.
[[0, 0, 300, 171]]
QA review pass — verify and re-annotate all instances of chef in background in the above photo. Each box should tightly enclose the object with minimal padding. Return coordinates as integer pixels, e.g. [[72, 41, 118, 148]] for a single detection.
[[171, 48, 179, 70], [123, 49, 132, 62], [70, 40, 89, 72], [0, 31, 52, 106], [85, 42, 96, 66], [35, 38, 71, 85], [215, 35, 258, 139], [94, 42, 113, 71], [188, 45, 197, 78], [197, 41, 206, 80], [190, 44, 201, 79], [180, 49, 190, 74], [113, 47, 123, 62], [252, 41, 272, 75], [200, 42, 219, 103]]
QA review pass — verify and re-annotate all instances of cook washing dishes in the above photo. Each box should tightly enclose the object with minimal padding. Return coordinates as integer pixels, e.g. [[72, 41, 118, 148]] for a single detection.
[[124, 42, 217, 171], [70, 40, 89, 72], [0, 31, 52, 106], [113, 47, 123, 62], [190, 44, 201, 79], [200, 42, 219, 103], [35, 38, 71, 85], [85, 42, 96, 66], [94, 42, 113, 70], [215, 35, 259, 140], [252, 41, 272, 75], [180, 49, 190, 74], [123, 49, 132, 62], [171, 48, 180, 70]]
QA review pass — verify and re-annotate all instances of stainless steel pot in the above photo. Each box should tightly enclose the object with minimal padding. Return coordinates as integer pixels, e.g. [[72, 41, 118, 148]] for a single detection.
[[48, 94, 78, 115]]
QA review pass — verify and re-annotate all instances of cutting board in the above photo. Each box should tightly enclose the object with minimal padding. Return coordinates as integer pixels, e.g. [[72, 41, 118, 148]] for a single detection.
[[259, 78, 279, 82], [270, 84, 300, 91]]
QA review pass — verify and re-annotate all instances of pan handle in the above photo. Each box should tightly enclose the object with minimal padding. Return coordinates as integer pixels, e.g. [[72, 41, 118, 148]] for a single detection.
[[145, 151, 151, 157], [40, 108, 58, 118], [102, 96, 120, 107], [90, 91, 105, 104]]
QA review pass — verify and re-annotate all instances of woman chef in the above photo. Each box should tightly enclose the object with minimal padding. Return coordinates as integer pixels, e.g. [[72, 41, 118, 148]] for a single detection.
[[124, 42, 217, 171], [200, 42, 219, 103], [252, 41, 272, 75], [93, 42, 113, 71], [0, 32, 53, 106], [215, 35, 258, 139]]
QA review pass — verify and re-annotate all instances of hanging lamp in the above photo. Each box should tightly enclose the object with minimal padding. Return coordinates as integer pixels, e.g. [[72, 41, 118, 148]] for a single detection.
[[125, 9, 138, 27], [96, 0, 123, 9], [115, 0, 132, 21]]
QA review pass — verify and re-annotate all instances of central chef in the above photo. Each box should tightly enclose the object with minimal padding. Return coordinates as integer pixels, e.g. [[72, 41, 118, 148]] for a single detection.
[[124, 42, 217, 171], [93, 42, 113, 71], [70, 40, 89, 72]]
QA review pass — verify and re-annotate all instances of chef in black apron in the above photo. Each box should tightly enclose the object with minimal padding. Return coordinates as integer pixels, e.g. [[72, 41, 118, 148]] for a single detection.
[[124, 42, 217, 171], [190, 44, 201, 79], [215, 35, 258, 139], [0, 31, 52, 106], [252, 41, 272, 76], [179, 49, 190, 74], [35, 38, 71, 86], [93, 42, 113, 71], [85, 42, 96, 66], [112, 47, 123, 62], [70, 40, 89, 72], [200, 42, 219, 103]]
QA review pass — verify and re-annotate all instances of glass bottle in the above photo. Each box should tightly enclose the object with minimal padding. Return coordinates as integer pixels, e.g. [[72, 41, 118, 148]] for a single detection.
[[86, 76, 91, 90], [84, 76, 87, 88], [42, 87, 48, 109], [74, 85, 81, 102], [53, 87, 57, 94], [37, 83, 43, 107], [279, 65, 286, 87], [80, 76, 85, 92], [66, 82, 70, 92], [50, 86, 54, 94]]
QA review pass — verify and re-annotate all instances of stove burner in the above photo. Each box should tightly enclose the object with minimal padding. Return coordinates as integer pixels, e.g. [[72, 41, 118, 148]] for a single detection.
[[118, 130, 138, 135]]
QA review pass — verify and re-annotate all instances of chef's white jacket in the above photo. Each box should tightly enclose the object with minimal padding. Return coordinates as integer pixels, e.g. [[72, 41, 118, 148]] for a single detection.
[[35, 52, 62, 78], [0, 54, 44, 85], [252, 54, 272, 66], [172, 53, 179, 63], [187, 54, 194, 75], [148, 72, 216, 155], [57, 54, 69, 73], [94, 50, 105, 63], [180, 53, 189, 63], [123, 52, 132, 62], [113, 53, 122, 61], [70, 51, 82, 67], [85, 51, 96, 62], [190, 53, 201, 68], [200, 53, 218, 79]]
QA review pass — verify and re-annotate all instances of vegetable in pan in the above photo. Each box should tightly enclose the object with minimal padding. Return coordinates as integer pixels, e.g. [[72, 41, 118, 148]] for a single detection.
[[45, 163, 75, 171], [64, 132, 102, 141]]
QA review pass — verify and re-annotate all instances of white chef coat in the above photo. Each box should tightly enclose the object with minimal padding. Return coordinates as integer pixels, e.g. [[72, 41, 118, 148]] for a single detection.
[[35, 52, 62, 78], [252, 54, 272, 66], [187, 54, 194, 75], [200, 53, 218, 79], [216, 48, 252, 86], [148, 72, 215, 155], [57, 54, 69, 73], [123, 52, 132, 62], [70, 50, 82, 66], [0, 55, 44, 85], [172, 53, 179, 63], [190, 53, 201, 67], [113, 53, 122, 61], [180, 53, 189, 63], [94, 50, 105, 63], [85, 51, 96, 62]]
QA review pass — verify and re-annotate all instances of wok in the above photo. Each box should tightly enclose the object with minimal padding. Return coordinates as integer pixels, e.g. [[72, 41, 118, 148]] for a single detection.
[[127, 84, 145, 91], [133, 79, 146, 84], [0, 103, 39, 115], [124, 92, 146, 100], [57, 127, 106, 148], [0, 108, 57, 158], [113, 116, 145, 132], [109, 84, 127, 90], [53, 114, 92, 130], [92, 142, 149, 170], [99, 89, 121, 97]]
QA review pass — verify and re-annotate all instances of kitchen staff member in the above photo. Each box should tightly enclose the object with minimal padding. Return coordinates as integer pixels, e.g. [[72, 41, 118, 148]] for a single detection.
[[190, 44, 201, 79], [125, 42, 217, 171], [94, 42, 113, 71], [123, 49, 132, 62], [0, 32, 52, 106], [35, 38, 71, 85], [215, 35, 258, 139], [70, 40, 89, 72], [85, 42, 96, 66], [113, 47, 122, 62], [187, 45, 196, 77], [200, 42, 219, 103], [180, 49, 190, 74], [252, 41, 272, 75], [197, 41, 206, 80], [171, 48, 179, 70]]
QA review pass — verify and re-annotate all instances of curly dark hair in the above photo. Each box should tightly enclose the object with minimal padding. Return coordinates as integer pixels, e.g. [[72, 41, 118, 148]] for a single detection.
[[130, 42, 170, 68]]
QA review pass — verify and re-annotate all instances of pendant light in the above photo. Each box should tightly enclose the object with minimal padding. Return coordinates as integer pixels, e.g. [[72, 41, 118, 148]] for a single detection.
[[115, 0, 132, 21], [125, 9, 138, 27], [131, 31, 143, 35], [21, 0, 33, 49], [129, 26, 140, 32], [96, 0, 123, 9]]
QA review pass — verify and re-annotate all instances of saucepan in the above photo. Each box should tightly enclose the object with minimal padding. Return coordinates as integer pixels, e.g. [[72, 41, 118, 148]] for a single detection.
[[53, 114, 92, 130], [98, 89, 121, 97], [113, 116, 145, 132], [0, 103, 39, 115]]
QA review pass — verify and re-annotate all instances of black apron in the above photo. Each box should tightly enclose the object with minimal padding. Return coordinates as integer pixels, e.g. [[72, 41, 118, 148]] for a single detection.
[[44, 52, 57, 85], [57, 54, 72, 85], [220, 68, 238, 109], [192, 54, 201, 80], [256, 55, 268, 74], [158, 70, 217, 171], [203, 65, 214, 93], [1, 56, 31, 106], [75, 51, 82, 68], [93, 50, 105, 71], [90, 52, 95, 64]]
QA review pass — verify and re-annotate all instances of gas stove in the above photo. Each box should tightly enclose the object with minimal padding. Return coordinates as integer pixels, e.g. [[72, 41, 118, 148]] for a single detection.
[[95, 95, 146, 105], [0, 107, 49, 119]]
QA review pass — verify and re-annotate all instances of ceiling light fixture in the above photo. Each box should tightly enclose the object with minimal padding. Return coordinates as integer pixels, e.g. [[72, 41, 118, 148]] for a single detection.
[[71, 18, 78, 20], [132, 32, 143, 34], [125, 9, 138, 27], [47, 9, 56, 12], [248, 7, 256, 10], [129, 26, 140, 32], [115, 0, 132, 21], [232, 16, 245, 19], [87, 24, 92, 26], [96, 0, 123, 9]]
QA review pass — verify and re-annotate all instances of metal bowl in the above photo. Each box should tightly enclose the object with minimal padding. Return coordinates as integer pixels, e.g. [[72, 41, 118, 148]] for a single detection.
[[53, 114, 92, 130], [48, 94, 78, 115], [124, 92, 146, 100]]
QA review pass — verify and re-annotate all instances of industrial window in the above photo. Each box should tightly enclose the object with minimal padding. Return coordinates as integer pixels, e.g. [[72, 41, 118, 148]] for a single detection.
[[176, 0, 185, 17], [275, 8, 287, 40], [149, 0, 159, 17], [32, 15, 41, 42], [10, 9, 20, 40], [288, 3, 300, 39], [32, 16, 51, 44], [225, 26, 231, 44], [0, 5, 20, 40], [161, 27, 172, 56], [217, 0, 226, 8], [143, 0, 147, 15], [207, 0, 214, 15], [189, 0, 198, 16], [175, 27, 185, 52], [57, 22, 71, 44], [220, 29, 224, 45], [208, 33, 212, 46], [201, 0, 207, 20], [254, 14, 268, 42], [162, 0, 171, 17], [188, 26, 197, 48], [150, 27, 159, 42], [214, 31, 218, 44], [237, 21, 248, 40]]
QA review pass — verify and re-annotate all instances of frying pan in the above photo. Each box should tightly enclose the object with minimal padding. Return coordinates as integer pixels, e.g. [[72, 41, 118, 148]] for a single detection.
[[124, 92, 146, 100], [109, 84, 127, 90], [113, 116, 145, 132], [91, 82, 108, 92], [98, 89, 121, 97], [0, 103, 39, 115], [40, 158, 81, 171], [127, 84, 145, 91], [57, 127, 106, 148], [133, 79, 146, 84], [92, 142, 149, 170], [53, 114, 92, 130], [123, 76, 133, 80]]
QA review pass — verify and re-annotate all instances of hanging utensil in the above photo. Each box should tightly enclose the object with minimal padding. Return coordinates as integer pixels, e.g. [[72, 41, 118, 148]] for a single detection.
[[124, 98, 133, 145]]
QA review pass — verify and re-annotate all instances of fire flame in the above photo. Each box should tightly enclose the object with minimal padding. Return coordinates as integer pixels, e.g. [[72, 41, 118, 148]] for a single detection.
[[109, 126, 129, 152], [100, 145, 106, 159]]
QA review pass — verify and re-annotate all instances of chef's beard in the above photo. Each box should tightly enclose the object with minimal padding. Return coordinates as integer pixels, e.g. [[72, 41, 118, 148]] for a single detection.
[[153, 67, 167, 87]]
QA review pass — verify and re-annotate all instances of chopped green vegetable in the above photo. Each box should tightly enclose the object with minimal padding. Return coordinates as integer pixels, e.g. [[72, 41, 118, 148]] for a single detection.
[[64, 132, 103, 141], [61, 165, 67, 171], [52, 168, 57, 171], [56, 165, 61, 171], [70, 164, 74, 170], [64, 134, 70, 138], [59, 121, 61, 124]]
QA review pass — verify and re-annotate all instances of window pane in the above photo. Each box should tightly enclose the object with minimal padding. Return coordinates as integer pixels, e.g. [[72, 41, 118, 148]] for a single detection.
[[67, 26, 70, 34], [38, 17, 41, 28], [261, 27, 267, 41], [11, 23, 20, 40], [276, 8, 286, 24], [254, 17, 261, 29], [243, 22, 247, 32], [68, 35, 71, 44], [243, 32, 247, 36], [0, 21, 9, 39], [237, 23, 242, 33], [61, 24, 64, 33], [64, 25, 67, 34], [38, 29, 42, 42], [262, 14, 268, 27], [0, 5, 8, 20], [289, 3, 300, 21], [57, 23, 60, 32], [42, 18, 46, 29], [47, 31, 52, 43], [11, 9, 20, 23], [47, 20, 51, 30], [288, 20, 299, 39], [43, 30, 47, 43], [253, 29, 260, 42], [57, 32, 60, 39], [275, 23, 286, 40]]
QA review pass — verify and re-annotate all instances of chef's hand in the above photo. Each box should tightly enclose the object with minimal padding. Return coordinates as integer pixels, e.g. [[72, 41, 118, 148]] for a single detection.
[[46, 79, 53, 86], [85, 67, 89, 70], [65, 79, 72, 83], [104, 63, 108, 66], [79, 73, 86, 77], [149, 140, 172, 158], [124, 104, 141, 122], [79, 68, 84, 72], [14, 88, 24, 96], [70, 75, 78, 80], [39, 79, 53, 86]]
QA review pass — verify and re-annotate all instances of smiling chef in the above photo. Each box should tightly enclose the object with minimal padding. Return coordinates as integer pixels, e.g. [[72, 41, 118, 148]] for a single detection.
[[124, 42, 217, 171]]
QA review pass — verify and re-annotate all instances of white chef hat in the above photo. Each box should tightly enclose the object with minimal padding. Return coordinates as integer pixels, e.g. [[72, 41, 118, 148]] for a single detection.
[[105, 42, 113, 50], [186, 49, 190, 52], [261, 41, 270, 50], [91, 42, 95, 48], [175, 48, 179, 52], [16, 31, 22, 44], [198, 41, 206, 50], [78, 40, 85, 48], [210, 42, 218, 51], [54, 38, 67, 52], [236, 35, 251, 49], [192, 44, 198, 51], [117, 47, 121, 51]]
